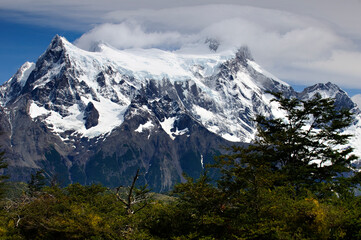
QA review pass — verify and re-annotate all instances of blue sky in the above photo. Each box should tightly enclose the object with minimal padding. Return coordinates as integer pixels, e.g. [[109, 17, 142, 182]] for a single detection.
[[0, 20, 81, 83], [1, 0, 361, 96]]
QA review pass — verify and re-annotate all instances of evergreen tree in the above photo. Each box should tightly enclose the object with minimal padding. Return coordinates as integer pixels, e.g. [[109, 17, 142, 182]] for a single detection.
[[217, 92, 360, 199], [28, 169, 46, 197], [172, 171, 226, 238]]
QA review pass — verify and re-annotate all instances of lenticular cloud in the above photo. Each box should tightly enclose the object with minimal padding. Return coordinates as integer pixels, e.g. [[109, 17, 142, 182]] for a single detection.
[[75, 22, 186, 51]]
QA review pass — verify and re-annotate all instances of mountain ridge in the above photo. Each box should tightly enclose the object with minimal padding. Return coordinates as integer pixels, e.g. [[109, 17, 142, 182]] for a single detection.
[[1, 35, 360, 191]]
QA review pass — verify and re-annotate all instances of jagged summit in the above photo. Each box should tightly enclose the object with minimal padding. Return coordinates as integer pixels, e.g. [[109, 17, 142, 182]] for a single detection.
[[236, 46, 254, 62], [39, 35, 69, 61], [302, 82, 344, 96], [50, 34, 64, 47], [300, 82, 356, 111]]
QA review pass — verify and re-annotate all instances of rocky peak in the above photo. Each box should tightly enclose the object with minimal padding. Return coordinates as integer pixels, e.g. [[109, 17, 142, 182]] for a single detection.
[[39, 35, 69, 66], [49, 35, 65, 49], [20, 35, 72, 95], [302, 82, 341, 94], [0, 62, 35, 106], [205, 38, 220, 52], [235, 46, 254, 63], [300, 82, 356, 111], [217, 46, 255, 77]]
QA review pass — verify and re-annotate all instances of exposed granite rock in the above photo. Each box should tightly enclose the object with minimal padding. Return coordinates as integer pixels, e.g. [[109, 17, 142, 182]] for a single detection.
[[84, 102, 99, 129]]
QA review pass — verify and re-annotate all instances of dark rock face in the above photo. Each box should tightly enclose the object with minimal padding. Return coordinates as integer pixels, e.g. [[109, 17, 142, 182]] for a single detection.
[[80, 112, 230, 192], [0, 96, 72, 185], [83, 102, 99, 129], [236, 46, 254, 62], [0, 73, 233, 191]]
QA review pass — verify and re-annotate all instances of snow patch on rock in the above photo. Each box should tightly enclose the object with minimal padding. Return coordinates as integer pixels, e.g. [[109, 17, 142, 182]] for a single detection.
[[159, 117, 177, 140], [29, 101, 50, 118], [135, 120, 154, 133], [16, 62, 35, 87]]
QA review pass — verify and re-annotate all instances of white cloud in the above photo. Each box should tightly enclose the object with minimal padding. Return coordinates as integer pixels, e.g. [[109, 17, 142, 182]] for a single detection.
[[306, 51, 361, 77], [75, 22, 185, 50], [2, 0, 361, 37], [1, 1, 361, 91], [72, 4, 361, 90], [295, 51, 361, 88]]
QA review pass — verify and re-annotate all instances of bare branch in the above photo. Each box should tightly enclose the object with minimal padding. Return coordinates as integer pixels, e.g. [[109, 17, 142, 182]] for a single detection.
[[115, 168, 149, 215]]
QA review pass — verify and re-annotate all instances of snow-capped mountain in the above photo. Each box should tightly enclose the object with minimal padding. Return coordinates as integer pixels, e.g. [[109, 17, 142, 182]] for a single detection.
[[1, 35, 360, 191], [3, 35, 289, 142]]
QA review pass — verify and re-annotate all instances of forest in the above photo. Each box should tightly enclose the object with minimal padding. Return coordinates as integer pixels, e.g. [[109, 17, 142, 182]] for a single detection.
[[1, 93, 361, 240]]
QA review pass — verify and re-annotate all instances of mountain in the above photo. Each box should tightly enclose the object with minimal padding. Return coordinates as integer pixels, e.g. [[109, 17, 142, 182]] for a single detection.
[[1, 35, 360, 192]]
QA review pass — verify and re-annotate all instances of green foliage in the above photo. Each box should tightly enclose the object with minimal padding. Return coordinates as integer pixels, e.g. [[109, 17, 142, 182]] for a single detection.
[[1, 179, 361, 239], [171, 171, 227, 239], [27, 170, 46, 197], [1, 184, 137, 239]]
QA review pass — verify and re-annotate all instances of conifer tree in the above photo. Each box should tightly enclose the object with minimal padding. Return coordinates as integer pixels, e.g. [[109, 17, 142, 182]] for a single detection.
[[217, 92, 360, 198], [28, 169, 46, 197]]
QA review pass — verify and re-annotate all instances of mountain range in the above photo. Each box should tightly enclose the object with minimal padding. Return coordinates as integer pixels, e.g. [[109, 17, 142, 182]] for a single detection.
[[1, 35, 360, 192]]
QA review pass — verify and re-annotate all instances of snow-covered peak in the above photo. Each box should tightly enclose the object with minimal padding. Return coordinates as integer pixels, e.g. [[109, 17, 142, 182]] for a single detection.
[[1, 35, 296, 142], [49, 34, 71, 50], [299, 82, 356, 112], [301, 82, 344, 99], [40, 35, 272, 87]]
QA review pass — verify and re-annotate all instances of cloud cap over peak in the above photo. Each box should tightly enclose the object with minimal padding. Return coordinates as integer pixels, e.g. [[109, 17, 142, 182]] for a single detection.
[[1, 1, 361, 90]]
